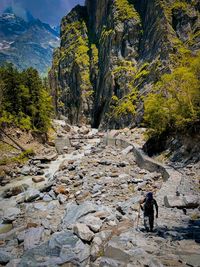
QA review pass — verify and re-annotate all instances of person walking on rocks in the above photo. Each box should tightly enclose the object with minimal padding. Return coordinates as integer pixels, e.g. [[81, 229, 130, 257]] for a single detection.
[[140, 192, 158, 232]]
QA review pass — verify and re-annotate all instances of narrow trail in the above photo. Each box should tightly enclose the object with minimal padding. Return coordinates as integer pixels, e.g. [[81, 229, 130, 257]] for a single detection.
[[0, 124, 199, 267]]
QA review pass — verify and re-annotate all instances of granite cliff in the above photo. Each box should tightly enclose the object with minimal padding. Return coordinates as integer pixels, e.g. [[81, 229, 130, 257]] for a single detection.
[[49, 0, 200, 128]]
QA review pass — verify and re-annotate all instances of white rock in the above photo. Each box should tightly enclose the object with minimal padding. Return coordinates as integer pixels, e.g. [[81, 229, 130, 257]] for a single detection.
[[81, 215, 103, 233], [73, 223, 94, 241], [121, 146, 133, 155]]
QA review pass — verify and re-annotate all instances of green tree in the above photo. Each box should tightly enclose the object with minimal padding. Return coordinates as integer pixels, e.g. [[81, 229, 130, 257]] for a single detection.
[[144, 53, 200, 136], [0, 64, 53, 132]]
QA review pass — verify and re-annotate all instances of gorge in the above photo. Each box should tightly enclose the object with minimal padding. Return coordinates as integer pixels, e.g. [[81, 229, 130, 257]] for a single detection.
[[49, 0, 200, 129]]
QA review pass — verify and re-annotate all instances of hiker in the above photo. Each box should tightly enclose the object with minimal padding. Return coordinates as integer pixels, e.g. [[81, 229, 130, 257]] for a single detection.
[[140, 192, 158, 232]]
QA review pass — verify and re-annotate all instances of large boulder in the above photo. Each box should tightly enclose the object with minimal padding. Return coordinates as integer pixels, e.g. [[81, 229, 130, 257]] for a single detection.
[[19, 231, 90, 267], [183, 195, 200, 208], [62, 201, 98, 228], [164, 195, 200, 209]]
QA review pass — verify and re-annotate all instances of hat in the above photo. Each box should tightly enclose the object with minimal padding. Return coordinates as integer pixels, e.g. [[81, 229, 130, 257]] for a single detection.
[[146, 192, 153, 200]]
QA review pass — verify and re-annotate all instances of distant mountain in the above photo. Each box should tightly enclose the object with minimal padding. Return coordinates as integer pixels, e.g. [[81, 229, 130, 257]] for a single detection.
[[0, 8, 60, 75], [52, 25, 60, 36]]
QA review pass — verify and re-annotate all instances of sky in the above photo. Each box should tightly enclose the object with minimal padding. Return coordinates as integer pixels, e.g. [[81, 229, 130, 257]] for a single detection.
[[0, 0, 85, 25]]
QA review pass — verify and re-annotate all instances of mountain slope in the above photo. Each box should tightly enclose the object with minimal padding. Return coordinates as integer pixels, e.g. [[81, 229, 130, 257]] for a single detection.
[[49, 0, 200, 127], [0, 10, 60, 75]]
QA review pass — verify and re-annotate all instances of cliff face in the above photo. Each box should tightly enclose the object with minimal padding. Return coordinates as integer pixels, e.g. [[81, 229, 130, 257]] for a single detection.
[[49, 0, 200, 128]]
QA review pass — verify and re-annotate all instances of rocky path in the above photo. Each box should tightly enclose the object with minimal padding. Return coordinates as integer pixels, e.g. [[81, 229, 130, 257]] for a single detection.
[[0, 123, 199, 267]]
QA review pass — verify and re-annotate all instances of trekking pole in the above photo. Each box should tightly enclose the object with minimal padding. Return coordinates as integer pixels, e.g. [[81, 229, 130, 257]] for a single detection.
[[136, 204, 141, 230]]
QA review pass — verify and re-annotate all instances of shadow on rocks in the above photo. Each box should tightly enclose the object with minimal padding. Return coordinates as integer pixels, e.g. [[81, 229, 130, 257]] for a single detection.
[[155, 219, 200, 243]]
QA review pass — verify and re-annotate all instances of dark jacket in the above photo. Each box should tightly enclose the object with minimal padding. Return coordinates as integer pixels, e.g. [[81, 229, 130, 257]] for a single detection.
[[140, 197, 158, 217]]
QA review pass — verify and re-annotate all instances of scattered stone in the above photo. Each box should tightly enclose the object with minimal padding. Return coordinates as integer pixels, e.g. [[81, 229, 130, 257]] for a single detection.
[[58, 194, 68, 204], [0, 251, 11, 264], [43, 194, 52, 202], [59, 160, 68, 170], [183, 195, 200, 208], [121, 145, 133, 155], [24, 227, 44, 250], [21, 165, 32, 176], [81, 215, 103, 233], [3, 207, 21, 222], [25, 189, 40, 202], [73, 223, 94, 241], [54, 185, 69, 195], [32, 176, 45, 183]]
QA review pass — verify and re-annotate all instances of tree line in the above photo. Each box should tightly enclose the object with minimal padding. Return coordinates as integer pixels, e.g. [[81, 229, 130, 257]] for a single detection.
[[144, 52, 200, 136], [0, 64, 53, 133]]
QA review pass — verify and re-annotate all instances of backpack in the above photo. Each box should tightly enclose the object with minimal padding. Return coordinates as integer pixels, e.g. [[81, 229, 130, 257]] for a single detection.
[[144, 198, 154, 211], [144, 193, 154, 214]]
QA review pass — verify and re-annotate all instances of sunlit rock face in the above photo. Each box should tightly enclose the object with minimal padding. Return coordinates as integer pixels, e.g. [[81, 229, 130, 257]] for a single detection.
[[50, 0, 200, 128]]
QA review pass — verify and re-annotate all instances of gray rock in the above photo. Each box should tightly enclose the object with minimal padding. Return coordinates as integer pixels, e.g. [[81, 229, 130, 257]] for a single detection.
[[34, 152, 58, 162], [41, 219, 50, 229], [81, 215, 103, 232], [57, 194, 67, 204], [43, 194, 52, 202], [179, 254, 200, 267], [73, 223, 94, 241], [50, 231, 90, 264], [121, 145, 133, 155], [21, 165, 31, 176], [24, 227, 44, 250], [164, 195, 200, 209], [92, 184, 103, 194], [90, 236, 104, 261], [0, 251, 11, 264], [33, 203, 47, 211], [25, 189, 40, 202], [183, 195, 199, 208], [105, 243, 132, 262], [17, 230, 26, 243], [93, 257, 125, 267], [164, 195, 185, 208], [62, 201, 98, 227], [5, 259, 20, 267], [3, 207, 21, 222]]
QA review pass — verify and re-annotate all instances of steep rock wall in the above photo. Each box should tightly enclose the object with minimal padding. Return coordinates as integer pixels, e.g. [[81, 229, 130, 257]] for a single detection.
[[49, 0, 200, 128]]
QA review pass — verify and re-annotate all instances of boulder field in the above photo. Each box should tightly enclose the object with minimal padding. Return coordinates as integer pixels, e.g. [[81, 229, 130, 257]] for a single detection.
[[0, 122, 199, 267]]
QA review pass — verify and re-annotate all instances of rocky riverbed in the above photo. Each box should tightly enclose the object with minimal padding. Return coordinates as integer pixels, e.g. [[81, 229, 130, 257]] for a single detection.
[[0, 122, 199, 267]]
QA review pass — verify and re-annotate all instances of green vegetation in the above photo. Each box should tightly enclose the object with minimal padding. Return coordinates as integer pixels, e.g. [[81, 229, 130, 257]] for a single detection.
[[144, 53, 200, 137], [0, 64, 53, 133], [115, 0, 140, 22], [91, 44, 99, 66], [135, 63, 150, 81], [100, 27, 113, 42], [111, 89, 138, 119], [61, 20, 93, 98], [0, 148, 35, 166]]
